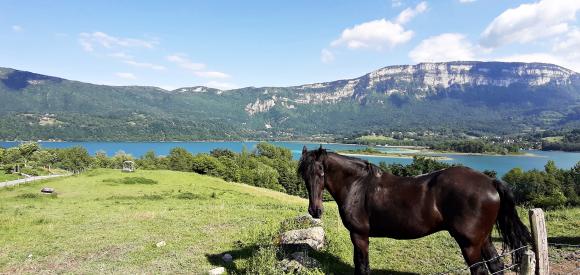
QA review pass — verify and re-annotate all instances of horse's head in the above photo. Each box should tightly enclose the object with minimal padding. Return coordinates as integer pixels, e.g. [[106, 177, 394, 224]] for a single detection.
[[298, 145, 327, 219]]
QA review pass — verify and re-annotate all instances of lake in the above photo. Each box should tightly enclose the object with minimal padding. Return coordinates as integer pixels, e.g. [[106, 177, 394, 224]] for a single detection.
[[1, 141, 579, 177]]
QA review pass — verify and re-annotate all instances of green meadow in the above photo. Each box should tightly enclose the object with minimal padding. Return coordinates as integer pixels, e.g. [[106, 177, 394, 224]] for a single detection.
[[0, 169, 578, 274], [0, 172, 21, 182]]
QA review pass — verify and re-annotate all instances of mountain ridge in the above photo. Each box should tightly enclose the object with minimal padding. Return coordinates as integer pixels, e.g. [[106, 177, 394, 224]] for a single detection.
[[0, 61, 578, 141], [2, 61, 577, 93]]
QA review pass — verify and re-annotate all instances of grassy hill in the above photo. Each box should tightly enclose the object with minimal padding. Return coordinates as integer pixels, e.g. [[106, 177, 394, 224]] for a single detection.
[[0, 169, 578, 274]]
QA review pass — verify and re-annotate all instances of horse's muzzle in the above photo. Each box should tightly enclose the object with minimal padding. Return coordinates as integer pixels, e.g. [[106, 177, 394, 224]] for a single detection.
[[309, 207, 323, 219]]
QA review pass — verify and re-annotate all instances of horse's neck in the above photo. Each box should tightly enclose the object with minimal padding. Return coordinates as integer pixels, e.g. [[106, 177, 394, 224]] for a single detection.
[[324, 155, 366, 205]]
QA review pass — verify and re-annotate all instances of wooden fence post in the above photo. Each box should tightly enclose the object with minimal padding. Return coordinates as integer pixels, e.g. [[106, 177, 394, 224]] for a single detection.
[[521, 249, 536, 275], [529, 208, 549, 275]]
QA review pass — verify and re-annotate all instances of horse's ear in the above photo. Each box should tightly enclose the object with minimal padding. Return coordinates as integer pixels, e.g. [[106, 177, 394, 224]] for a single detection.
[[317, 145, 327, 157], [302, 145, 308, 156]]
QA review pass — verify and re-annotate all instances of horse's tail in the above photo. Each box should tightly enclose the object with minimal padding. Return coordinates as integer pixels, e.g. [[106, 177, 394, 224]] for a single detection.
[[492, 179, 532, 266]]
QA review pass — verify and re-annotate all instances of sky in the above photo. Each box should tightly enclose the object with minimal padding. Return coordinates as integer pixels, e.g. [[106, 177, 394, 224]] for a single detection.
[[1, 0, 579, 90]]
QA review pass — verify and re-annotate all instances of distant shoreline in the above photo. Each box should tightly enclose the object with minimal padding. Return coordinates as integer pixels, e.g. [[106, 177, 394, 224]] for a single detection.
[[337, 151, 453, 161], [0, 140, 566, 156]]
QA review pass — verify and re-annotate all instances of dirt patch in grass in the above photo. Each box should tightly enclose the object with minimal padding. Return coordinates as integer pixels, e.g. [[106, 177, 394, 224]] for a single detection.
[[175, 192, 206, 200], [132, 211, 156, 220], [16, 193, 41, 199], [108, 194, 164, 201], [103, 177, 158, 185], [16, 193, 58, 199]]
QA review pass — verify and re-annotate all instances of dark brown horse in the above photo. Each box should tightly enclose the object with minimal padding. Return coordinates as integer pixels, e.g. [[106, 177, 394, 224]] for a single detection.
[[298, 146, 532, 275]]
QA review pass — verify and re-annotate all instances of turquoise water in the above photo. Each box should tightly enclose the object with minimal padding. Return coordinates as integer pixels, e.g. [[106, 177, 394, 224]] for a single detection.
[[1, 141, 578, 177]]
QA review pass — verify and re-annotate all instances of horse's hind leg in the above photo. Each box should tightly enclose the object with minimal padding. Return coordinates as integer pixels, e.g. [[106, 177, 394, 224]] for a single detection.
[[451, 232, 488, 275], [481, 236, 505, 274]]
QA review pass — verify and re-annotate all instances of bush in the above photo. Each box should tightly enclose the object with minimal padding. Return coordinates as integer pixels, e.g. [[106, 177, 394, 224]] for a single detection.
[[502, 160, 580, 208], [191, 154, 225, 177], [167, 147, 194, 171], [379, 156, 453, 176]]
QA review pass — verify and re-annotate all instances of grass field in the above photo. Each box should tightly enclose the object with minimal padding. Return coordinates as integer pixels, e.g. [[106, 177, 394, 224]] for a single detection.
[[356, 135, 398, 143], [542, 136, 564, 143], [0, 172, 20, 182], [0, 169, 578, 274]]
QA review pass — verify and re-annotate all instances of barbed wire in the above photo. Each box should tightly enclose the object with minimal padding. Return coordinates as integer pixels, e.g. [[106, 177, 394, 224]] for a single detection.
[[430, 246, 528, 275], [489, 263, 519, 275]]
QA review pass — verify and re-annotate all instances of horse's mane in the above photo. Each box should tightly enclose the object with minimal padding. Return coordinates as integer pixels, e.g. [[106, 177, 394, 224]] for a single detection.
[[297, 148, 381, 180], [328, 152, 382, 178]]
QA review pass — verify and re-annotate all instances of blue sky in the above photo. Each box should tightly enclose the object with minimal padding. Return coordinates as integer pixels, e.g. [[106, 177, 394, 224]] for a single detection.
[[1, 0, 579, 90]]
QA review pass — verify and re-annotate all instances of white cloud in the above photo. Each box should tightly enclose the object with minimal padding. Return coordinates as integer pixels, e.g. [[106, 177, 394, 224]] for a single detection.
[[194, 71, 230, 79], [458, 0, 476, 3], [12, 25, 23, 32], [123, 60, 166, 70], [409, 33, 476, 62], [109, 52, 133, 59], [553, 28, 580, 59], [79, 39, 94, 52], [166, 54, 231, 78], [492, 27, 580, 72], [493, 52, 579, 71], [395, 2, 428, 25], [78, 31, 158, 52], [331, 19, 414, 50], [115, 72, 137, 80], [205, 81, 237, 90], [321, 49, 335, 63], [330, 2, 426, 51], [392, 0, 403, 8], [166, 54, 206, 71], [480, 0, 580, 48]]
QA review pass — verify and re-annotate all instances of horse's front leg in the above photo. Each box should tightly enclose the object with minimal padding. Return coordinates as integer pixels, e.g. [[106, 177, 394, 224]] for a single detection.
[[350, 232, 370, 275]]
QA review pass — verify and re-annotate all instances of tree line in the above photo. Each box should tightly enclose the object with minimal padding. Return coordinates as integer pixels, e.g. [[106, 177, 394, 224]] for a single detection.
[[2, 142, 578, 208]]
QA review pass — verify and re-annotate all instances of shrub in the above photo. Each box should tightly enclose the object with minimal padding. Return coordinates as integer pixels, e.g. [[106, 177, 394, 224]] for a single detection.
[[191, 154, 225, 177]]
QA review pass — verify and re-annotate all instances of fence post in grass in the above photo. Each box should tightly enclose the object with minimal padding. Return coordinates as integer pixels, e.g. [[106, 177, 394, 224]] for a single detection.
[[529, 208, 549, 275], [521, 249, 536, 275]]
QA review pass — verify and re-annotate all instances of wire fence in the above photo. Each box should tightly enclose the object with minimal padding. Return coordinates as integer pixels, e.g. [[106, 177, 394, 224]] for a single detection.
[[430, 246, 528, 275], [431, 241, 580, 275]]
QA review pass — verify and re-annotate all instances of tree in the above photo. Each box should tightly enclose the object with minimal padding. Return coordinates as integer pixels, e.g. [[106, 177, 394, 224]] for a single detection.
[[2, 147, 24, 172], [137, 150, 159, 170], [31, 150, 58, 171], [210, 148, 237, 159], [379, 157, 452, 177], [216, 156, 241, 182], [57, 147, 92, 173], [18, 142, 40, 165], [255, 142, 292, 161], [191, 154, 225, 176], [93, 150, 111, 168], [111, 150, 133, 169], [167, 147, 193, 171]]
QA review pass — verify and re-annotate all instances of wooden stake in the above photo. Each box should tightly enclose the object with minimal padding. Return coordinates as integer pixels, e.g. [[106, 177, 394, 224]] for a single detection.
[[529, 208, 549, 275], [521, 249, 536, 275]]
